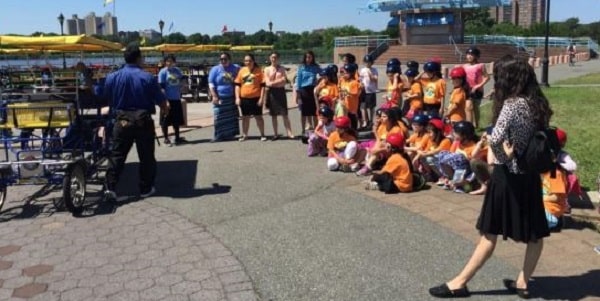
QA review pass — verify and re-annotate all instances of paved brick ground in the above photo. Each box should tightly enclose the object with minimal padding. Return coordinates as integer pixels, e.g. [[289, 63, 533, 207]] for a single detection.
[[0, 198, 256, 301]]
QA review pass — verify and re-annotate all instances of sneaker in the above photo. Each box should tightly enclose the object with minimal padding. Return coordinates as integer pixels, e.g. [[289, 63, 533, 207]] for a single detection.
[[140, 186, 156, 198], [365, 181, 379, 191], [340, 164, 352, 173], [260, 136, 268, 142], [355, 165, 371, 177], [436, 178, 447, 186], [238, 136, 247, 142], [104, 190, 117, 201]]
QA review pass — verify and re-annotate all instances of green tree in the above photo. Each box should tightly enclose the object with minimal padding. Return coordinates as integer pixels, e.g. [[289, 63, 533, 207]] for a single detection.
[[464, 8, 495, 35], [165, 32, 187, 44], [274, 32, 300, 49]]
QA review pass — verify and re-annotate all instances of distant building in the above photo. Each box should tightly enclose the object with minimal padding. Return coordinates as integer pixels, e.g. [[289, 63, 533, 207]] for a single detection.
[[139, 29, 161, 40], [101, 12, 118, 36], [66, 14, 86, 35], [489, 0, 546, 28], [79, 12, 118, 36], [223, 31, 246, 37]]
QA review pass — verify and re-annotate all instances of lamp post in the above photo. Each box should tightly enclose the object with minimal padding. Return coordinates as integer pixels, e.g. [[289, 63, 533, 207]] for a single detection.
[[158, 19, 165, 43], [57, 13, 67, 69], [540, 0, 550, 87], [268, 21, 273, 33]]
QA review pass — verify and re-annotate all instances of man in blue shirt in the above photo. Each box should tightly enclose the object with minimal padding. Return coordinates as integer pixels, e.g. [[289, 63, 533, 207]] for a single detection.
[[158, 54, 186, 145], [103, 43, 169, 200]]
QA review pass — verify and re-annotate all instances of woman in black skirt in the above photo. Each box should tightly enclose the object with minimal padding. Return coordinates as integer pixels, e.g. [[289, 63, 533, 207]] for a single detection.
[[295, 51, 321, 132], [429, 55, 553, 299]]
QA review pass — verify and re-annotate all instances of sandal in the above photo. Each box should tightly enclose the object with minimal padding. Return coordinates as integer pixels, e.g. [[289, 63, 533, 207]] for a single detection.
[[503, 279, 530, 299]]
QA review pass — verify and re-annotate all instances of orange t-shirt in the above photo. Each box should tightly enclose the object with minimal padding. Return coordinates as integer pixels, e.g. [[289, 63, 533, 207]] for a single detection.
[[447, 87, 467, 122], [339, 78, 360, 114], [423, 137, 452, 153], [376, 124, 402, 141], [235, 66, 264, 99], [408, 81, 423, 110], [397, 121, 410, 138], [407, 132, 431, 151], [449, 140, 480, 160], [421, 78, 446, 105], [381, 153, 413, 192], [542, 169, 568, 217], [327, 131, 356, 154], [386, 81, 402, 106], [317, 82, 339, 102]]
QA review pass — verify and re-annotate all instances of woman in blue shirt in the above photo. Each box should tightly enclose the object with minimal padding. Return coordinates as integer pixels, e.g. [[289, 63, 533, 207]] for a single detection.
[[209, 52, 240, 142], [295, 51, 321, 133]]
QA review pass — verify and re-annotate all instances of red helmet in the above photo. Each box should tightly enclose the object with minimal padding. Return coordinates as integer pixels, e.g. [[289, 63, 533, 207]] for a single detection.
[[428, 118, 444, 131], [450, 66, 466, 78], [386, 133, 405, 149], [334, 116, 351, 128], [555, 128, 567, 147]]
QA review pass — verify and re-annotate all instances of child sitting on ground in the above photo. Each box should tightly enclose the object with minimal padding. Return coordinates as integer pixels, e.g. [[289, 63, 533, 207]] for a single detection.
[[541, 168, 569, 230], [413, 118, 453, 181], [365, 133, 425, 193], [356, 107, 403, 176], [327, 116, 362, 172], [404, 114, 431, 159], [307, 106, 335, 157]]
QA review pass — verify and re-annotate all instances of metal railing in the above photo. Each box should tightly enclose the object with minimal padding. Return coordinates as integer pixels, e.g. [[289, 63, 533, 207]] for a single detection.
[[367, 40, 390, 61], [334, 35, 393, 48], [464, 35, 598, 54], [449, 35, 463, 62]]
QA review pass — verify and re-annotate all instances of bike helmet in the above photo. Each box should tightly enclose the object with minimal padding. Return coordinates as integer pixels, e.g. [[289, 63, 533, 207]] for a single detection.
[[453, 121, 475, 137], [343, 53, 356, 64], [319, 68, 329, 76], [343, 63, 358, 74], [411, 114, 429, 126], [363, 54, 374, 63], [327, 64, 339, 75], [428, 118, 445, 131], [318, 106, 334, 120], [387, 58, 401, 67], [449, 66, 466, 78], [386, 133, 405, 149], [465, 46, 481, 58], [406, 60, 419, 70], [405, 68, 418, 78], [423, 61, 441, 73], [386, 64, 401, 74], [555, 128, 567, 148], [334, 116, 351, 128]]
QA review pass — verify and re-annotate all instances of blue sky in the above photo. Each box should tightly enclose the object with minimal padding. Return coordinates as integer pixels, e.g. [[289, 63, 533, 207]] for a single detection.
[[0, 0, 598, 36]]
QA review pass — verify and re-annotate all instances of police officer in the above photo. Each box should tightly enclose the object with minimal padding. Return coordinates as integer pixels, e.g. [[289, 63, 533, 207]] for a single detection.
[[103, 43, 169, 200]]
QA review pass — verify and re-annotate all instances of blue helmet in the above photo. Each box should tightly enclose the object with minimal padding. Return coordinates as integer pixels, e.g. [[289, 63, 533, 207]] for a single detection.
[[466, 47, 481, 57], [387, 58, 401, 67], [327, 64, 338, 75], [343, 63, 358, 74], [318, 106, 334, 119], [411, 114, 429, 125], [405, 68, 418, 77], [423, 61, 441, 73], [453, 121, 475, 137], [363, 54, 374, 63], [386, 65, 401, 74], [406, 60, 419, 70]]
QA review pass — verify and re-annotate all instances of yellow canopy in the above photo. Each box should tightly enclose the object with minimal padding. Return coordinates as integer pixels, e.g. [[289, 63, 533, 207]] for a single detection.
[[185, 44, 232, 52], [154, 43, 196, 52], [230, 45, 274, 51], [0, 48, 56, 54], [0, 35, 123, 52]]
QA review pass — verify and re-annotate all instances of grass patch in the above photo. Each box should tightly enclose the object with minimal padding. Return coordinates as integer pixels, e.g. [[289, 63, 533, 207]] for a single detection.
[[554, 72, 600, 85], [479, 86, 600, 189]]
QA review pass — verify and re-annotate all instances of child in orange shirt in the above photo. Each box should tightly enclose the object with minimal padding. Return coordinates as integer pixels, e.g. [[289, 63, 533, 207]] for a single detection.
[[434, 121, 483, 192], [420, 61, 445, 118], [444, 66, 468, 123], [384, 63, 402, 107], [314, 67, 339, 108], [404, 114, 431, 159], [327, 116, 362, 172], [403, 68, 423, 122], [542, 169, 568, 230], [356, 108, 403, 176], [338, 64, 361, 130], [414, 118, 453, 180], [365, 133, 425, 193]]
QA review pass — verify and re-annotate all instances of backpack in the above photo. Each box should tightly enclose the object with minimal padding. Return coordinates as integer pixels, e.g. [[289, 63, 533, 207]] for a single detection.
[[517, 127, 561, 176]]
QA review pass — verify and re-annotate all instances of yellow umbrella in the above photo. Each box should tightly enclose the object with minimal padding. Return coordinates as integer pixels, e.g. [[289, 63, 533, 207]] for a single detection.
[[185, 44, 231, 52], [154, 43, 196, 52], [0, 35, 122, 52]]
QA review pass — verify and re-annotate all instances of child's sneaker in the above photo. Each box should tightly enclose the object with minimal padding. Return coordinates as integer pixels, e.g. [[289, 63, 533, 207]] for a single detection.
[[355, 165, 371, 176], [340, 164, 352, 173], [365, 181, 379, 191], [436, 178, 447, 186]]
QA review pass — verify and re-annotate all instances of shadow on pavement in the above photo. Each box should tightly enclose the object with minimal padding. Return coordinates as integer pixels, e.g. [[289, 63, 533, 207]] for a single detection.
[[532, 270, 600, 300]]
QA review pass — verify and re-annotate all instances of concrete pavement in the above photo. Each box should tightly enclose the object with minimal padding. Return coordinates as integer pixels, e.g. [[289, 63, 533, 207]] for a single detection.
[[0, 58, 599, 301]]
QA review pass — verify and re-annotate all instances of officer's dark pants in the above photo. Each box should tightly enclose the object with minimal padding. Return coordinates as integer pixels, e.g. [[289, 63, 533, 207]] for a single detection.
[[105, 111, 156, 194]]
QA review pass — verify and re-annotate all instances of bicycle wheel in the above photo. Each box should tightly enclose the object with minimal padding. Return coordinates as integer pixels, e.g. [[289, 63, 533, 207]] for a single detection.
[[63, 162, 86, 215], [0, 186, 7, 212]]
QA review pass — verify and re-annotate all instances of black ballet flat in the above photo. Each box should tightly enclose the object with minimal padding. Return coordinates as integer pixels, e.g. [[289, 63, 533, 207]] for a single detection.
[[428, 283, 471, 298], [503, 279, 530, 299]]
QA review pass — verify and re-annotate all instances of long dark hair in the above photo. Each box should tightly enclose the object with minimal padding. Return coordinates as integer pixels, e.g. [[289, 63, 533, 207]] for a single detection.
[[428, 124, 445, 146], [491, 55, 553, 128], [302, 50, 317, 66], [455, 75, 470, 96], [245, 53, 260, 71], [383, 108, 401, 132]]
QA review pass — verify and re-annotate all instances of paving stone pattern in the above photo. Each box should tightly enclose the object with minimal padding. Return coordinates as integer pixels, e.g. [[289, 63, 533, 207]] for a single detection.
[[0, 201, 257, 301]]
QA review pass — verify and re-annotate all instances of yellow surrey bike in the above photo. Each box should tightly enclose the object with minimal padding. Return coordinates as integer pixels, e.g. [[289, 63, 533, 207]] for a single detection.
[[0, 35, 122, 215]]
